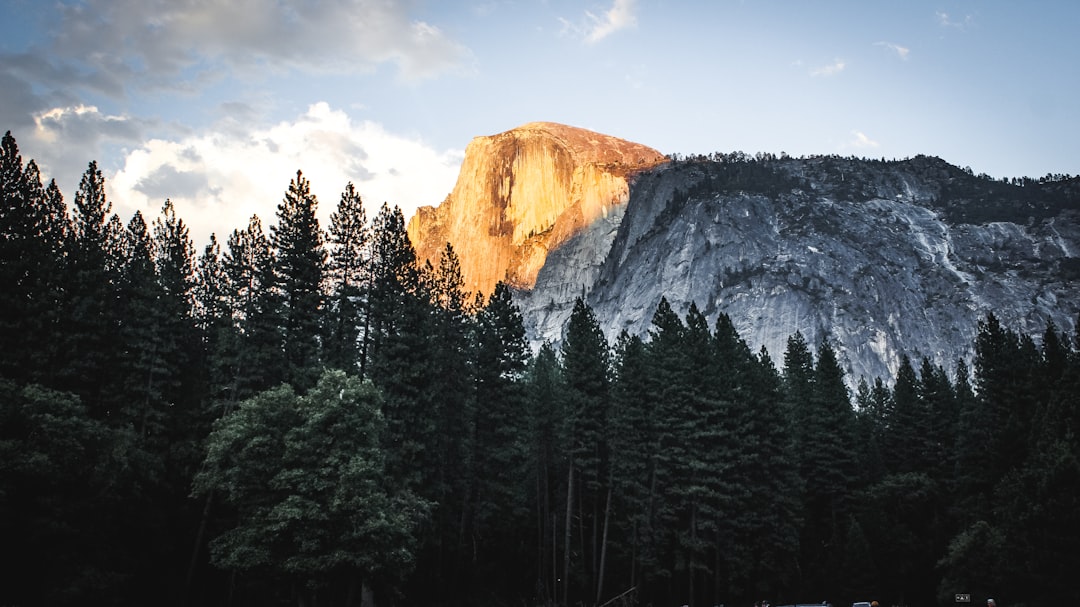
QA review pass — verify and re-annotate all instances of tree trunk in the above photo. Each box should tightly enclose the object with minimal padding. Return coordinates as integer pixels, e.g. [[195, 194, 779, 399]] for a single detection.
[[563, 460, 574, 607], [596, 485, 612, 605], [184, 490, 214, 604]]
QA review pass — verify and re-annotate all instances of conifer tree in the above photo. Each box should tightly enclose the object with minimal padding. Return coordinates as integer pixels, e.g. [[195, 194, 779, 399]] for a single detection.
[[0, 135, 67, 383], [641, 297, 691, 598], [60, 161, 124, 414], [560, 297, 611, 605], [807, 337, 860, 593], [324, 182, 369, 373], [116, 210, 170, 438], [151, 200, 203, 475], [194, 234, 235, 409], [365, 204, 441, 524], [271, 170, 326, 390], [469, 281, 531, 596], [524, 341, 569, 605], [886, 354, 928, 474], [608, 331, 656, 590], [223, 215, 283, 400]]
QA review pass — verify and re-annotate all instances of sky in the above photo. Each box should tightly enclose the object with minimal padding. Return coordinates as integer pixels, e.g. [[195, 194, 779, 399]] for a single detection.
[[2, 0, 1078, 248]]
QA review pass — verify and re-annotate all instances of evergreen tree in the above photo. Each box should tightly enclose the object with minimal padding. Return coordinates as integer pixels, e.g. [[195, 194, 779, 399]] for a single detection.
[[60, 161, 124, 415], [524, 342, 569, 606], [150, 200, 204, 482], [271, 170, 326, 391], [808, 336, 860, 595], [560, 297, 611, 606], [116, 210, 170, 439], [608, 331, 656, 593], [641, 297, 691, 602], [715, 313, 799, 601], [885, 354, 930, 474], [194, 233, 239, 414], [324, 182, 369, 373], [0, 135, 68, 384], [223, 215, 283, 400], [919, 357, 958, 482], [364, 203, 420, 380], [469, 281, 531, 597]]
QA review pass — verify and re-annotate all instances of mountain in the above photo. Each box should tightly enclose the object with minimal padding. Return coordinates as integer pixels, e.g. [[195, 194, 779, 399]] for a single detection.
[[410, 125, 1080, 383], [406, 122, 665, 297]]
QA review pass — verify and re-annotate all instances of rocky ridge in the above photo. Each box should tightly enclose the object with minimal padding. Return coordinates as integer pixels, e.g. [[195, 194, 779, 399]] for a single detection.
[[406, 122, 665, 297], [516, 153, 1080, 382]]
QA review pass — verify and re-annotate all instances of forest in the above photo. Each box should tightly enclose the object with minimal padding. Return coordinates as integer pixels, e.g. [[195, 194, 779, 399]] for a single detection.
[[2, 130, 1079, 607]]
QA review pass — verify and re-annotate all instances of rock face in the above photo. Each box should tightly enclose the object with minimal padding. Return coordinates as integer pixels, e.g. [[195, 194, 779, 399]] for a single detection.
[[407, 122, 665, 297], [518, 153, 1080, 382]]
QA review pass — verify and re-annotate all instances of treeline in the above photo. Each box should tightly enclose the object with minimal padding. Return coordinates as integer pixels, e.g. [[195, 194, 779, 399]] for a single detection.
[[2, 130, 1079, 607], [663, 150, 1079, 225]]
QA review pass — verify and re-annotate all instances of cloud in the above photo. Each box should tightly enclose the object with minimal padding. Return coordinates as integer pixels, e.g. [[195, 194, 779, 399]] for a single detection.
[[810, 58, 846, 77], [586, 0, 638, 43], [17, 0, 470, 99], [875, 41, 910, 60], [937, 11, 974, 30], [847, 131, 880, 149], [11, 104, 151, 199], [108, 103, 463, 248], [561, 0, 637, 43]]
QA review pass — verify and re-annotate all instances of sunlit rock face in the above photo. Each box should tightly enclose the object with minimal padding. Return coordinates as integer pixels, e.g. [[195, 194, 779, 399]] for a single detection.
[[407, 122, 665, 297], [519, 155, 1080, 383]]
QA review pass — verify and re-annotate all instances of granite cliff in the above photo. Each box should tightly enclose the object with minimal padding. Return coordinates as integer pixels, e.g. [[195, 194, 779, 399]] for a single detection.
[[406, 122, 665, 297], [409, 125, 1079, 383], [516, 153, 1080, 382]]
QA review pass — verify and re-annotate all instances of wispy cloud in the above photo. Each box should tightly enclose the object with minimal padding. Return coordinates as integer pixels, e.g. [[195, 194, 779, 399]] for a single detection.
[[847, 131, 880, 149], [810, 58, 846, 77], [875, 41, 910, 60], [566, 0, 637, 44], [937, 11, 974, 30]]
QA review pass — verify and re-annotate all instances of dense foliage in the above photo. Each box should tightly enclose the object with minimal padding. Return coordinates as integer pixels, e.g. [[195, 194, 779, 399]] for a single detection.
[[3, 130, 1079, 607]]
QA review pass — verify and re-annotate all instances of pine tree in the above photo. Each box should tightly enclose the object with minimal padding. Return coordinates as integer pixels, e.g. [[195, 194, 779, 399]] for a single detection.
[[608, 331, 656, 591], [0, 135, 68, 384], [60, 161, 124, 415], [808, 336, 860, 593], [323, 182, 369, 373], [886, 354, 929, 474], [194, 233, 236, 411], [116, 210, 170, 438], [150, 200, 203, 477], [469, 281, 531, 597], [560, 297, 611, 605], [364, 204, 441, 521], [223, 215, 283, 400], [271, 170, 326, 391], [524, 342, 569, 606], [641, 297, 691, 601]]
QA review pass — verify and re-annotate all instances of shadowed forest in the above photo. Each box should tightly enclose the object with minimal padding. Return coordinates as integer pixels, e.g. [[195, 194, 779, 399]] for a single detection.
[[3, 131, 1079, 607]]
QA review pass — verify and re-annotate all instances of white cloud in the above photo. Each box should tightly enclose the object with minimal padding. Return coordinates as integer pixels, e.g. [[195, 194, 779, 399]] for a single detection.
[[875, 41, 910, 60], [847, 131, 880, 149], [810, 58, 846, 77], [108, 103, 463, 248], [564, 0, 637, 44]]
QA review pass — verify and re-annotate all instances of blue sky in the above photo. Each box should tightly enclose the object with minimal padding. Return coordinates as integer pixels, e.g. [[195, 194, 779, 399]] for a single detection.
[[2, 0, 1077, 247]]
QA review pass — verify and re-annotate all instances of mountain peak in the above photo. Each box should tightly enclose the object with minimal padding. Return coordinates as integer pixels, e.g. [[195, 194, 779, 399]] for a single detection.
[[407, 122, 665, 297]]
